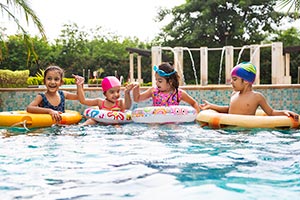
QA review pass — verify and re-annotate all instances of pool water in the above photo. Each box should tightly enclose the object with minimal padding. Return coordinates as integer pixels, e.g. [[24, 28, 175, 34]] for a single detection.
[[0, 123, 299, 199]]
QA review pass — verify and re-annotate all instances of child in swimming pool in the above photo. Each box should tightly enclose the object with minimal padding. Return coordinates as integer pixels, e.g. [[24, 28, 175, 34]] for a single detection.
[[27, 66, 79, 123], [73, 75, 135, 125], [200, 62, 298, 118], [132, 62, 200, 113]]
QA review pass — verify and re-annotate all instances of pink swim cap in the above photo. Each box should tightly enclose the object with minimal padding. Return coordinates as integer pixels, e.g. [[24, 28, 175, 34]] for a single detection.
[[101, 76, 121, 92]]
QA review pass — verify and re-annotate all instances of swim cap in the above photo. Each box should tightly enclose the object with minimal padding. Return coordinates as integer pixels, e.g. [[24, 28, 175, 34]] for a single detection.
[[231, 62, 256, 84], [101, 76, 121, 92]]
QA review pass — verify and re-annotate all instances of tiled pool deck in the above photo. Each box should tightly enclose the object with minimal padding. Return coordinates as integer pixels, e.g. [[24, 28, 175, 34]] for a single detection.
[[1, 84, 299, 114]]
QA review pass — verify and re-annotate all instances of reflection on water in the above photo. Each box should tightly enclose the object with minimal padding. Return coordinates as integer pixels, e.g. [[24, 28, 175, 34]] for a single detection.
[[0, 124, 299, 199]]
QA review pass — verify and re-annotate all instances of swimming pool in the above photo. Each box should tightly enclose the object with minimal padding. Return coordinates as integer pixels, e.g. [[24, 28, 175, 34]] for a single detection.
[[0, 124, 299, 199]]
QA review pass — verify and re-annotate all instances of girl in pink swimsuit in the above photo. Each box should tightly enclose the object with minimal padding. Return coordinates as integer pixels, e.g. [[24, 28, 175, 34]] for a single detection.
[[74, 75, 135, 125], [132, 62, 200, 113]]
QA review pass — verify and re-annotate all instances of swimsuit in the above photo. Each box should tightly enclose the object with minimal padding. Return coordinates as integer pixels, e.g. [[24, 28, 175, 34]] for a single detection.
[[39, 90, 65, 112], [152, 87, 182, 106], [100, 100, 121, 111]]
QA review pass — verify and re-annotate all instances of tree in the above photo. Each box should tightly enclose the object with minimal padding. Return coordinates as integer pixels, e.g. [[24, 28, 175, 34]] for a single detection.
[[0, 34, 53, 75], [156, 0, 285, 47], [269, 27, 300, 83], [0, 0, 46, 62], [154, 0, 292, 84]]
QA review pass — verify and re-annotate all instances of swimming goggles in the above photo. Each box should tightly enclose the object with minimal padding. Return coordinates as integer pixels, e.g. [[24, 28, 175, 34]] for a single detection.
[[153, 65, 176, 77]]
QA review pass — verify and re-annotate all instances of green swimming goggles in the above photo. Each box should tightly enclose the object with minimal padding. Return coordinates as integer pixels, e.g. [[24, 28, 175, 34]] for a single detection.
[[153, 65, 176, 77]]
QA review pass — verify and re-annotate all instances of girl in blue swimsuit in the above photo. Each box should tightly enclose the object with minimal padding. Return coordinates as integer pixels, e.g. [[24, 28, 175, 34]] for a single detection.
[[27, 66, 79, 123]]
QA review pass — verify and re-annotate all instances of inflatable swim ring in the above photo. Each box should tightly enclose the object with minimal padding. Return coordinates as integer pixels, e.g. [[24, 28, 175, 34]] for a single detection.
[[196, 109, 299, 129], [0, 110, 82, 129], [83, 107, 132, 124], [132, 105, 197, 124]]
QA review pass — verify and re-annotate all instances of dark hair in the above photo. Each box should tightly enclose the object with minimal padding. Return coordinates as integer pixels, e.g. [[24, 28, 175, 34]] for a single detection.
[[158, 62, 180, 103], [44, 66, 64, 80]]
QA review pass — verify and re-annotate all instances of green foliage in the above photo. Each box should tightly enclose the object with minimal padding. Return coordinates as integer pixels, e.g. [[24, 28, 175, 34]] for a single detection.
[[26, 77, 43, 85], [0, 0, 46, 62], [268, 27, 300, 83], [26, 68, 44, 85], [142, 82, 152, 87], [88, 78, 103, 84], [0, 69, 29, 88], [63, 78, 75, 85], [155, 0, 300, 84], [1, 3, 300, 86], [35, 69, 44, 79]]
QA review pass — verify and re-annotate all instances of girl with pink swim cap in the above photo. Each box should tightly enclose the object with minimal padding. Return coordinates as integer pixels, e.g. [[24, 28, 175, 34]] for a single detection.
[[200, 62, 298, 119], [73, 75, 135, 125]]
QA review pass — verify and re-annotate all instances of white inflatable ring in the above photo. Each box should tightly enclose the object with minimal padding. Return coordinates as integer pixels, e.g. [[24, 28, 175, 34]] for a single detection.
[[131, 105, 197, 124], [84, 107, 132, 124]]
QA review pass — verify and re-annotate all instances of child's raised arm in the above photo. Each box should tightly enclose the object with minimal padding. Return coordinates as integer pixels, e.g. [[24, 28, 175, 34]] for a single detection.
[[132, 84, 152, 102], [124, 83, 135, 109], [73, 74, 100, 107]]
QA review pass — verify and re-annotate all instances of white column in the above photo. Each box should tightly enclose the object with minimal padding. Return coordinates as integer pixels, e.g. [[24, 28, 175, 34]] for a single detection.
[[200, 47, 208, 85], [250, 45, 260, 85], [129, 53, 134, 82], [137, 55, 143, 84], [284, 53, 291, 84], [174, 47, 184, 86], [225, 46, 234, 85], [151, 46, 162, 86], [271, 42, 284, 84]]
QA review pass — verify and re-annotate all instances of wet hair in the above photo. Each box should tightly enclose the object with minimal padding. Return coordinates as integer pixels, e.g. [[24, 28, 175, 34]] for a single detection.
[[44, 66, 64, 80], [158, 62, 180, 103]]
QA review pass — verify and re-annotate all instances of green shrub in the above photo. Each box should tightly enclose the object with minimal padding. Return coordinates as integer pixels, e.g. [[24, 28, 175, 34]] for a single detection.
[[27, 77, 43, 85], [0, 69, 29, 88], [142, 82, 152, 86], [63, 78, 75, 85], [88, 78, 102, 84]]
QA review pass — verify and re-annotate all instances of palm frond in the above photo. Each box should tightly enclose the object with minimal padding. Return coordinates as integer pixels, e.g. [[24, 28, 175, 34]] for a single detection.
[[277, 0, 300, 17], [0, 0, 46, 62]]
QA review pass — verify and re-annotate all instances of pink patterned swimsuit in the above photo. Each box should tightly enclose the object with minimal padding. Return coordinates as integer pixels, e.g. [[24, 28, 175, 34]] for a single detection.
[[152, 87, 182, 106], [100, 100, 121, 111]]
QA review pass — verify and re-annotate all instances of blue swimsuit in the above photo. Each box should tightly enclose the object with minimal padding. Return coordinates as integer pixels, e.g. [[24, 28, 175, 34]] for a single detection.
[[39, 90, 65, 112]]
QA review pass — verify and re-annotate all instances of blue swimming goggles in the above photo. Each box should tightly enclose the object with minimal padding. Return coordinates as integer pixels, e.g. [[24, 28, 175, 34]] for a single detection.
[[153, 65, 176, 77]]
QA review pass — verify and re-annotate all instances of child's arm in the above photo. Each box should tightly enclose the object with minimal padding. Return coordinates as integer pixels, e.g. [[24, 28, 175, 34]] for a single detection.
[[27, 95, 62, 122], [73, 74, 100, 106], [63, 91, 78, 100], [258, 93, 299, 118], [200, 99, 229, 113], [180, 90, 200, 113], [124, 83, 135, 109], [132, 84, 153, 102]]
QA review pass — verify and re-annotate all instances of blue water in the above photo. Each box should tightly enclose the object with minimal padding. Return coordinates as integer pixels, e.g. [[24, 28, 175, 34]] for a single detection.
[[0, 124, 299, 200]]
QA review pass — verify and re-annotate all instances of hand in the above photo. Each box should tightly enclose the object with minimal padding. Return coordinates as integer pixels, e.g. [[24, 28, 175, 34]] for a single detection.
[[124, 83, 135, 93], [284, 110, 299, 120], [49, 110, 62, 123], [199, 100, 211, 110], [72, 74, 85, 86]]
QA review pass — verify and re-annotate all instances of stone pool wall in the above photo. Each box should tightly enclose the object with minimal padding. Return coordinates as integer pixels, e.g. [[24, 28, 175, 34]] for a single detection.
[[0, 84, 299, 114]]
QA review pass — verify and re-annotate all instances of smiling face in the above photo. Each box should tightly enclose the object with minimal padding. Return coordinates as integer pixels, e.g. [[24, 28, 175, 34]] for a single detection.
[[104, 86, 121, 103], [44, 70, 63, 93]]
